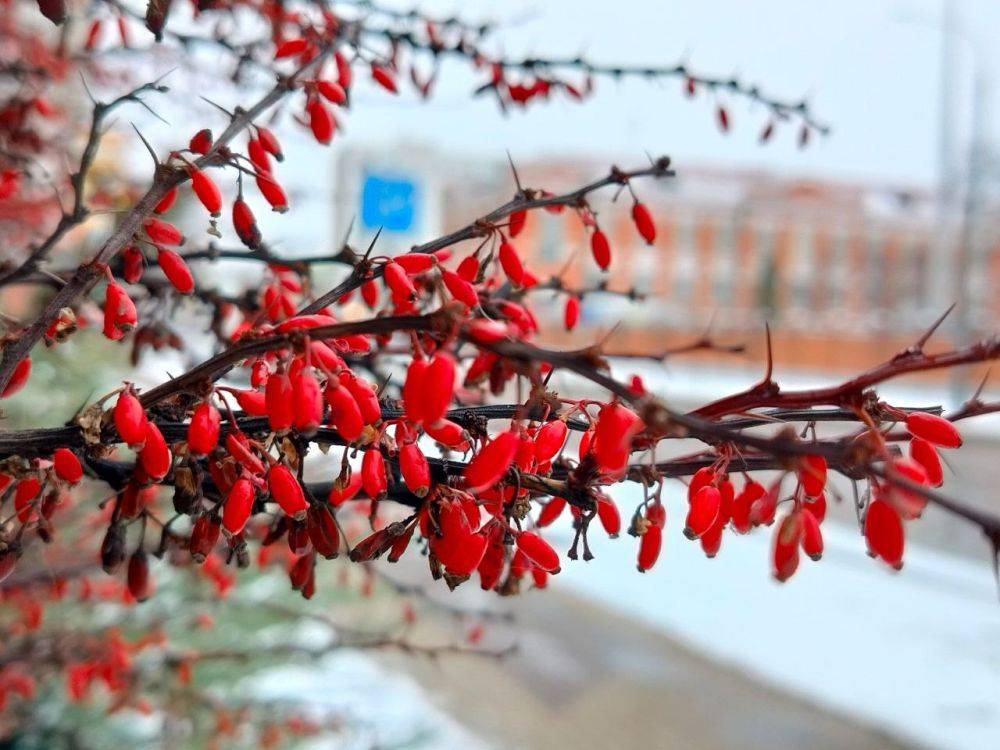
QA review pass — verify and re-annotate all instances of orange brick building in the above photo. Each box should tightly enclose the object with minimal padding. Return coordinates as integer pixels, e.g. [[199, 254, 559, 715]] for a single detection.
[[439, 158, 998, 380]]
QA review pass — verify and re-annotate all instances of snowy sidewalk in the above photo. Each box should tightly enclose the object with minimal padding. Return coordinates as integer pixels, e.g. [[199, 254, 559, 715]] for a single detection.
[[551, 487, 1000, 750]]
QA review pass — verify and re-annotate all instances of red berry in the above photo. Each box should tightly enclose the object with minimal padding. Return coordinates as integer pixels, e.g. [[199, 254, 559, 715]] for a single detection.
[[292, 368, 324, 435], [798, 454, 827, 497], [232, 198, 261, 249], [189, 128, 213, 155], [909, 437, 943, 487], [139, 422, 171, 480], [534, 420, 568, 462], [1, 357, 31, 398], [498, 240, 524, 285], [590, 229, 611, 270], [143, 217, 184, 246], [772, 511, 802, 582], [865, 498, 904, 569], [371, 64, 398, 93], [464, 431, 519, 492], [223, 478, 254, 535], [631, 201, 656, 244], [399, 442, 431, 497], [361, 448, 387, 499], [114, 387, 148, 447], [188, 402, 221, 456], [268, 464, 308, 519], [685, 486, 721, 539], [157, 249, 195, 294], [563, 295, 580, 331], [265, 372, 294, 432], [53, 447, 83, 483], [637, 523, 662, 572], [154, 185, 177, 214], [508, 209, 527, 237], [905, 412, 962, 449], [517, 531, 560, 573], [189, 167, 221, 216]]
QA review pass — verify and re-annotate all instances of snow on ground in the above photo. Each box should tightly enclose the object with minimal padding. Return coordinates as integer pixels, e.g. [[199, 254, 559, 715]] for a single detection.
[[251, 649, 492, 750], [547, 485, 1000, 750]]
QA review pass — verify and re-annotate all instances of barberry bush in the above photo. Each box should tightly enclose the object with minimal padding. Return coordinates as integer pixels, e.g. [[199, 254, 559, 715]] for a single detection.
[[0, 0, 998, 744]]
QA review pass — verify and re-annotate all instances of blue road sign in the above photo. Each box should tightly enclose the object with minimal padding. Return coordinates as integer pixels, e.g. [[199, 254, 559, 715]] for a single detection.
[[361, 171, 418, 232]]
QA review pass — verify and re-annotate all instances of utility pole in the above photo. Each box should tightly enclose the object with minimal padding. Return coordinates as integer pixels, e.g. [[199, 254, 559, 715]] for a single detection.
[[933, 0, 959, 316]]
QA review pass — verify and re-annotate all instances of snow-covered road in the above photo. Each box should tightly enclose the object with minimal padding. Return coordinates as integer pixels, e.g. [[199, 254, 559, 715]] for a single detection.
[[549, 488, 1000, 750]]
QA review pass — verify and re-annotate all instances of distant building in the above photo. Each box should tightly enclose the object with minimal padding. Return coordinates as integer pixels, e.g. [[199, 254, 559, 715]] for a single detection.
[[333, 147, 999, 377]]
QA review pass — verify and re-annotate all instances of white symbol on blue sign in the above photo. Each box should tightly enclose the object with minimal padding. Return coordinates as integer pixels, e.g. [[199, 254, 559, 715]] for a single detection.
[[361, 172, 418, 232]]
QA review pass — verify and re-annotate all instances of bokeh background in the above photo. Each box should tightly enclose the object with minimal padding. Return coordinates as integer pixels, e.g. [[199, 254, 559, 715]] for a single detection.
[[4, 0, 1000, 748]]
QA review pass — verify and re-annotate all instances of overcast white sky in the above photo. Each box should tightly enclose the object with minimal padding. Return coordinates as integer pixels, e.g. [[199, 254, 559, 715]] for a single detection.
[[326, 0, 1000, 188]]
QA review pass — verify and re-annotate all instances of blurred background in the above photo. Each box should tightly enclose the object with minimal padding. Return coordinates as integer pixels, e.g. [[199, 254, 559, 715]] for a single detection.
[[4, 0, 1000, 748]]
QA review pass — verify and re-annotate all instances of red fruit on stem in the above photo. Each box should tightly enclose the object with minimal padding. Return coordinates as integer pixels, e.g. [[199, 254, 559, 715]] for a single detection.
[[127, 551, 151, 602], [157, 249, 195, 294], [563, 295, 580, 331], [772, 511, 802, 582], [537, 497, 566, 527], [318, 80, 347, 105], [189, 128, 213, 155], [255, 171, 288, 212], [402, 357, 430, 425], [593, 403, 643, 472], [498, 240, 524, 285], [909, 437, 943, 487], [442, 270, 478, 307], [223, 478, 254, 535], [189, 167, 222, 216], [631, 201, 656, 244], [103, 282, 137, 340], [248, 138, 271, 172], [274, 38, 307, 59], [637, 524, 662, 572], [1, 357, 31, 398], [325, 384, 364, 441], [517, 531, 560, 573], [716, 105, 730, 133], [143, 217, 184, 245], [232, 199, 261, 249], [399, 442, 431, 497], [590, 229, 611, 270], [371, 64, 398, 93], [464, 431, 519, 492], [685, 486, 721, 539], [534, 420, 568, 462], [597, 495, 621, 537], [798, 454, 827, 497], [268, 464, 308, 519], [308, 98, 335, 145], [154, 186, 177, 214], [53, 448, 82, 483], [233, 389, 267, 416], [905, 412, 962, 448], [114, 388, 148, 447], [361, 448, 387, 499], [265, 372, 294, 432], [800, 507, 823, 560], [865, 498, 904, 569], [139, 422, 170, 480], [328, 470, 363, 505], [122, 246, 144, 283], [423, 352, 455, 425], [256, 127, 282, 161], [803, 492, 827, 524], [292, 369, 324, 435], [188, 402, 221, 456], [508, 208, 527, 238]]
